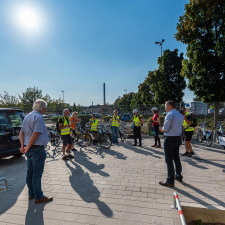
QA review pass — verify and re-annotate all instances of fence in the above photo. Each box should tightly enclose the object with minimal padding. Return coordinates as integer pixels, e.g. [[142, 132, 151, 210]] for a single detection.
[[1, 101, 225, 117]]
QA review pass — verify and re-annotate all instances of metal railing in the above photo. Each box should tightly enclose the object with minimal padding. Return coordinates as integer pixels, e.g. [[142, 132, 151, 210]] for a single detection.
[[0, 177, 10, 191], [171, 192, 186, 225]]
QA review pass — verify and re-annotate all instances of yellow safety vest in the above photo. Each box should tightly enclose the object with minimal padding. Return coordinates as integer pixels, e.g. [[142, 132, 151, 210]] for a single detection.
[[182, 119, 194, 132], [90, 119, 98, 131], [111, 116, 120, 127], [60, 117, 70, 135], [133, 115, 142, 127]]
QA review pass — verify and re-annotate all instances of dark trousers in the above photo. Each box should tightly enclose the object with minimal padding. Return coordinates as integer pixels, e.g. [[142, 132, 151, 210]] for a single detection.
[[25, 147, 46, 200], [133, 126, 141, 144], [154, 125, 161, 146], [164, 136, 182, 184]]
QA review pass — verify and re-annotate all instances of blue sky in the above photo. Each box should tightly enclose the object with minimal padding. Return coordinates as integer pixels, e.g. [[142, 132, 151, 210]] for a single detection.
[[0, 0, 193, 106]]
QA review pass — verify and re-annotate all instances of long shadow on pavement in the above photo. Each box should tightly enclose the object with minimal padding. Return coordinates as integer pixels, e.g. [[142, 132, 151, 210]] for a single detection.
[[73, 149, 110, 177], [83, 145, 127, 160], [0, 156, 26, 215], [65, 160, 113, 218], [174, 182, 225, 209], [24, 200, 50, 225], [122, 139, 163, 159]]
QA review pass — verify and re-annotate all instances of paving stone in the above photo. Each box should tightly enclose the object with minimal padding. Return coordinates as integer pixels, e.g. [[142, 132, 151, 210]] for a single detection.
[[1, 138, 225, 224]]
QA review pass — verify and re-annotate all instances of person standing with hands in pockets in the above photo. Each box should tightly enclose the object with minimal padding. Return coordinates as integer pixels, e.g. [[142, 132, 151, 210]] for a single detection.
[[159, 100, 183, 187], [19, 99, 53, 204], [132, 109, 143, 146], [110, 110, 120, 144]]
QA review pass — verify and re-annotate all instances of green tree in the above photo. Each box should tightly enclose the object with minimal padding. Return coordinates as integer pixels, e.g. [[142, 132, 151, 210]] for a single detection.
[[138, 71, 155, 106], [130, 92, 142, 109], [18, 87, 43, 112], [117, 92, 135, 112], [150, 49, 186, 104], [72, 103, 77, 111], [0, 91, 19, 108], [76, 104, 84, 113], [175, 0, 225, 125], [113, 96, 121, 110]]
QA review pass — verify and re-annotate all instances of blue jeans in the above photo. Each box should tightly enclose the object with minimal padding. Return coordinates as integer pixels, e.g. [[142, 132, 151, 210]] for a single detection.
[[111, 126, 119, 143], [164, 137, 182, 184], [25, 147, 46, 200]]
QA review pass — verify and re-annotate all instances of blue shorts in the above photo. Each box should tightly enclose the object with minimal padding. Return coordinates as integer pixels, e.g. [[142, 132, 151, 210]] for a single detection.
[[61, 134, 72, 146]]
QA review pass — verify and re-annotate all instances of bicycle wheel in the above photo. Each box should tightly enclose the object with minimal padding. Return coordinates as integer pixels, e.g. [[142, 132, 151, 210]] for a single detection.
[[196, 129, 202, 142], [99, 133, 112, 149], [206, 134, 213, 146], [121, 128, 129, 140], [54, 134, 61, 147], [77, 133, 92, 147]]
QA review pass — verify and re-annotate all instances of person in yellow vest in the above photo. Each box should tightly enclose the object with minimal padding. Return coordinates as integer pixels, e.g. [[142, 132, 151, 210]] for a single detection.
[[110, 110, 120, 144], [181, 110, 195, 157], [59, 109, 74, 160], [90, 114, 99, 144], [132, 109, 143, 146]]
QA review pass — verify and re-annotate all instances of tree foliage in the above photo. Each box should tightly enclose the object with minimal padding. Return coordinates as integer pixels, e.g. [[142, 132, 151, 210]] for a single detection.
[[175, 0, 225, 102], [150, 49, 186, 103], [117, 92, 135, 112], [0, 91, 19, 108]]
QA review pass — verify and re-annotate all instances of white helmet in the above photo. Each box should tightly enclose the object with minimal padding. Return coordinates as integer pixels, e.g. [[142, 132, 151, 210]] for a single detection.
[[132, 109, 138, 114], [151, 107, 158, 111]]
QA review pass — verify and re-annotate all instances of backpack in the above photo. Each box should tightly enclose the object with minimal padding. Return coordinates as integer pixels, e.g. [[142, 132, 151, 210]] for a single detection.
[[188, 115, 197, 128], [190, 116, 197, 127], [56, 117, 65, 133]]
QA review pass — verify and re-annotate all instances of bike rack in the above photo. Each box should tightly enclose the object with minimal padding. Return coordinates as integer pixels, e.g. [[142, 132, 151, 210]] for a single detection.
[[171, 192, 186, 225], [0, 177, 10, 191]]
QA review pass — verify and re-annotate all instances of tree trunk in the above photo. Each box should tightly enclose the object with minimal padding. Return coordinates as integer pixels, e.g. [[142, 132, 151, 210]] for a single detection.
[[214, 102, 219, 128]]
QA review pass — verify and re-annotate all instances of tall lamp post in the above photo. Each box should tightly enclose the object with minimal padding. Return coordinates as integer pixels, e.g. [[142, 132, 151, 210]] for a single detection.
[[155, 39, 165, 57], [61, 90, 64, 103]]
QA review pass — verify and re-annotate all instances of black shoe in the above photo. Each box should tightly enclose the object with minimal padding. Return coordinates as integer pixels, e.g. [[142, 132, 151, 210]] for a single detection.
[[68, 154, 74, 158], [138, 144, 142, 147], [175, 177, 183, 182], [187, 152, 194, 157], [71, 148, 77, 151], [182, 152, 189, 156], [133, 144, 137, 146]]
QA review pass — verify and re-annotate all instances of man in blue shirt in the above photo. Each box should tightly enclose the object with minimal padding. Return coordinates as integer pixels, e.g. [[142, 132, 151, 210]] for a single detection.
[[159, 100, 184, 187], [19, 99, 53, 204]]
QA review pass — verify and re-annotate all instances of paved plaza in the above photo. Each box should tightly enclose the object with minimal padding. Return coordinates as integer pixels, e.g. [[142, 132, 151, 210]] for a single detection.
[[0, 138, 225, 225]]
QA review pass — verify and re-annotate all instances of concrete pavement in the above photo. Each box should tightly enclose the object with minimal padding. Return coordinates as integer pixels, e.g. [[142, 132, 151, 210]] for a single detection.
[[0, 138, 225, 225]]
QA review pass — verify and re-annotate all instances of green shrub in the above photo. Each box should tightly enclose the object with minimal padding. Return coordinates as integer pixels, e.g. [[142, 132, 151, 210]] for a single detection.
[[77, 114, 92, 127], [51, 116, 59, 122]]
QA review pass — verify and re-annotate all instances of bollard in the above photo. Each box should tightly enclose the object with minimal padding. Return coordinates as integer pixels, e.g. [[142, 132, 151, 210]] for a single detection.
[[0, 177, 10, 191], [171, 192, 186, 225]]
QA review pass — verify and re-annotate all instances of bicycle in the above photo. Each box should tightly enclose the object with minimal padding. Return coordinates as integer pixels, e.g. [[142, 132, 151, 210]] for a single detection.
[[119, 123, 129, 141], [196, 122, 213, 146], [213, 122, 225, 149], [47, 127, 61, 147], [85, 123, 112, 149], [71, 122, 92, 147]]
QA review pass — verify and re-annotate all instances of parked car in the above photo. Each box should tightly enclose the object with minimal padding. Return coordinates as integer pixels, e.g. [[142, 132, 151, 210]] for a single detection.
[[219, 108, 224, 114], [121, 113, 132, 122], [0, 108, 25, 158], [92, 113, 101, 119], [208, 109, 214, 115]]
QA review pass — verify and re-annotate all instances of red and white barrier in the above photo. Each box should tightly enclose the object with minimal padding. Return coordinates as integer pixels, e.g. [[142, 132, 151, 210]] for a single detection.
[[171, 192, 186, 225]]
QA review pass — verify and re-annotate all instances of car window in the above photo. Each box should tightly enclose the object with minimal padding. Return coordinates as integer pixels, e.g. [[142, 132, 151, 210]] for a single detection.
[[0, 111, 25, 128]]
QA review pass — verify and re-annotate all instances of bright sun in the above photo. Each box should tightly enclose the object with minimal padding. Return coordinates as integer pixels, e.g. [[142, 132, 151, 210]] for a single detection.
[[13, 5, 43, 33]]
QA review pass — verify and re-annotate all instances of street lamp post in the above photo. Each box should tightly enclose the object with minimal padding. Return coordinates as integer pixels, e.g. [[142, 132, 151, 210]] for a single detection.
[[155, 39, 165, 57], [61, 90, 64, 103], [124, 89, 127, 94]]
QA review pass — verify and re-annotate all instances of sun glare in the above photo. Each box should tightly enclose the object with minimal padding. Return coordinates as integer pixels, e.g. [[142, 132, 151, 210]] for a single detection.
[[13, 5, 43, 34]]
